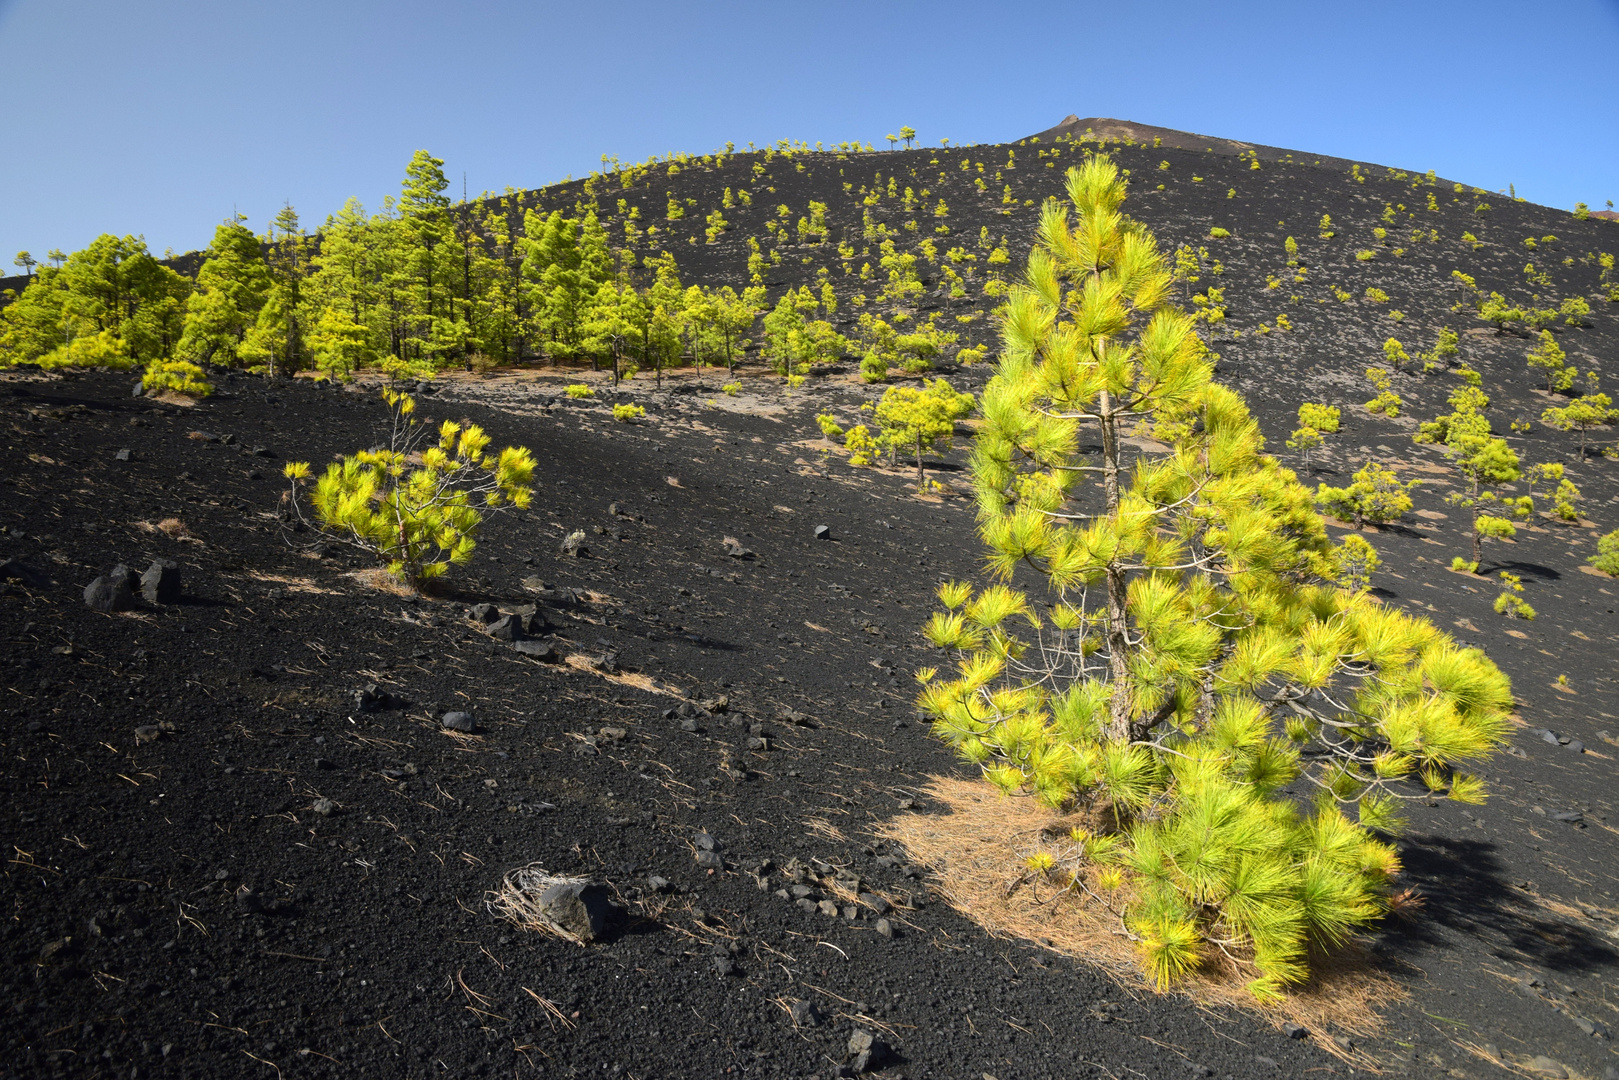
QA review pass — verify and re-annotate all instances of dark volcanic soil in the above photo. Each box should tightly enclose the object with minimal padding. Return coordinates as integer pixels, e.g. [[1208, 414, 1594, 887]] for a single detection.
[[6, 124, 1619, 1080], [2, 358, 1618, 1080]]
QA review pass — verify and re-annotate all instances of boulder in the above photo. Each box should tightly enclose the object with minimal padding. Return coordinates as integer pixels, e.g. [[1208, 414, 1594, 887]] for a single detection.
[[513, 640, 558, 660], [84, 565, 136, 611], [441, 711, 476, 733], [139, 558, 181, 603]]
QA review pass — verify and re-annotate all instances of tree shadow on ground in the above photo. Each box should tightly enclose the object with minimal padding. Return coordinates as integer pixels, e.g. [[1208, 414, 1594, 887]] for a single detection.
[[1382, 833, 1618, 977], [1495, 560, 1561, 584]]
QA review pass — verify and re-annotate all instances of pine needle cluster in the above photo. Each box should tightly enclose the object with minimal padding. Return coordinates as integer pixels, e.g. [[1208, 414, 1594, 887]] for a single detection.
[[916, 156, 1510, 1001], [282, 389, 534, 583]]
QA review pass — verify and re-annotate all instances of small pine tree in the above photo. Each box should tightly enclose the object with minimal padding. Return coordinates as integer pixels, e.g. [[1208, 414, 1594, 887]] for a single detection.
[[920, 156, 1508, 1001], [1525, 330, 1572, 392], [1492, 572, 1535, 620], [141, 358, 212, 397], [1414, 385, 1531, 568], [874, 378, 975, 490], [1314, 460, 1419, 526], [282, 390, 534, 584], [1590, 529, 1619, 576], [1363, 367, 1401, 416], [1541, 389, 1618, 457]]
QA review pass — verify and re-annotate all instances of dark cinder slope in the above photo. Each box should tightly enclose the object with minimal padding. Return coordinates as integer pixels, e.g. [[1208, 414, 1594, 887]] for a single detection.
[[3, 120, 1619, 1080]]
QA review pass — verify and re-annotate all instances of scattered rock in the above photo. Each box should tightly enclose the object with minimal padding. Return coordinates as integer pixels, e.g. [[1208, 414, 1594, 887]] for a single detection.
[[1565, 740, 1585, 754], [84, 565, 136, 611], [847, 1028, 890, 1073], [139, 558, 181, 603], [722, 537, 754, 559], [486, 613, 521, 641], [560, 530, 589, 557], [695, 850, 724, 870], [513, 640, 557, 660], [516, 605, 553, 635], [1541, 729, 1561, 745], [813, 525, 831, 541], [441, 711, 477, 734], [588, 651, 619, 674], [874, 917, 895, 940], [860, 892, 890, 915], [114, 447, 131, 461], [817, 899, 839, 917], [469, 602, 499, 624], [1524, 1056, 1569, 1079], [711, 954, 738, 976], [1281, 1022, 1308, 1040], [520, 575, 550, 594], [311, 798, 336, 817], [499, 870, 614, 944], [695, 831, 720, 852], [788, 999, 822, 1027], [1552, 810, 1585, 825], [778, 707, 814, 727], [646, 875, 671, 893], [134, 725, 162, 744]]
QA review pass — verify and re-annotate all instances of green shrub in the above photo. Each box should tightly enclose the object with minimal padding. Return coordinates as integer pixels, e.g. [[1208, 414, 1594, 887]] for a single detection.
[[38, 330, 136, 370], [721, 381, 741, 396], [612, 403, 646, 422], [1208, 227, 1230, 239], [142, 358, 212, 397], [860, 353, 890, 383], [283, 389, 534, 584], [874, 378, 974, 490], [1363, 367, 1401, 417], [919, 155, 1508, 1002], [565, 383, 593, 399], [1493, 572, 1535, 620], [1590, 529, 1619, 575], [1314, 460, 1419, 525]]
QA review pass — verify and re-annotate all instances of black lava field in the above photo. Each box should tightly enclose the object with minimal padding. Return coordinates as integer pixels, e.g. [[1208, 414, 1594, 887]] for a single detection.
[[4, 118, 1619, 1080]]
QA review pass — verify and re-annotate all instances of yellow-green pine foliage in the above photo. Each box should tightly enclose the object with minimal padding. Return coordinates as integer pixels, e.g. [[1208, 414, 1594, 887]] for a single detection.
[[283, 390, 534, 583], [874, 378, 975, 489], [141, 358, 212, 397], [1314, 460, 1420, 526], [917, 156, 1509, 1000]]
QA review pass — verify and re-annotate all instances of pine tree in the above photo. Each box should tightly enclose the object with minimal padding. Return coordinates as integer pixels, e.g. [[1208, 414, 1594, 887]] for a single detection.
[[177, 217, 273, 366], [919, 156, 1509, 999], [873, 378, 975, 489], [240, 203, 311, 376], [1525, 330, 1572, 392], [1541, 387, 1618, 457], [283, 390, 534, 584], [1415, 384, 1531, 568], [395, 150, 453, 364]]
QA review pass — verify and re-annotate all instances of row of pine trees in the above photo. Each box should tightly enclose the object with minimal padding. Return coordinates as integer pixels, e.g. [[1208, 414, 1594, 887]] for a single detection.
[[0, 151, 766, 385]]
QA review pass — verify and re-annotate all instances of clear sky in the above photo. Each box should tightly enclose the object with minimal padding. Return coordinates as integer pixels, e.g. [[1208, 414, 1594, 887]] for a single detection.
[[3, 0, 1617, 262]]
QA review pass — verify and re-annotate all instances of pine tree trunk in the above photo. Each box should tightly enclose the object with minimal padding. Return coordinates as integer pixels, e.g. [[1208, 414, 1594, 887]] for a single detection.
[[1098, 389, 1134, 741]]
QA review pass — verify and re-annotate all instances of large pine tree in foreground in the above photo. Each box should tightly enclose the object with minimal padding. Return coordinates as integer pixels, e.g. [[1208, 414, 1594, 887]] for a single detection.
[[917, 156, 1510, 1000]]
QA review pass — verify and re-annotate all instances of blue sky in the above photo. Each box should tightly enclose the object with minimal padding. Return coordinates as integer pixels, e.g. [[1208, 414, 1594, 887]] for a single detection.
[[3, 0, 1617, 262]]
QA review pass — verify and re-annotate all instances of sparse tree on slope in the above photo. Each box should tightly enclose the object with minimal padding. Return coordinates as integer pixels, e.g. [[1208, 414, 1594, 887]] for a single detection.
[[918, 156, 1509, 1000]]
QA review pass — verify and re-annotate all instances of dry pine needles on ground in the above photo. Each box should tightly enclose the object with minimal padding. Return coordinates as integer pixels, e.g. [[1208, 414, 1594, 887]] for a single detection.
[[878, 776, 1404, 1050]]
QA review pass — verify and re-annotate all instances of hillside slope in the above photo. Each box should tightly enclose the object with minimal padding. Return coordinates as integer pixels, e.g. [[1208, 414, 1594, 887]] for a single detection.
[[2, 123, 1619, 1080]]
